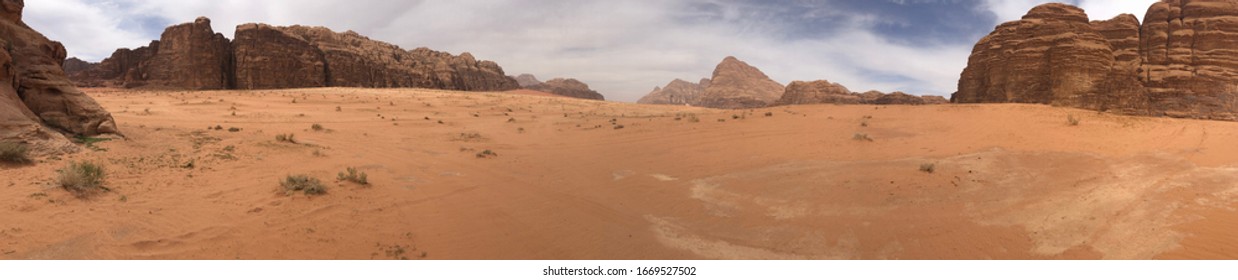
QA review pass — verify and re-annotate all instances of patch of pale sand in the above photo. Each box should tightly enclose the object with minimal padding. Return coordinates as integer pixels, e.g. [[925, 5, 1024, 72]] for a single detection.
[[612, 170, 634, 181], [649, 174, 678, 181], [643, 215, 837, 260]]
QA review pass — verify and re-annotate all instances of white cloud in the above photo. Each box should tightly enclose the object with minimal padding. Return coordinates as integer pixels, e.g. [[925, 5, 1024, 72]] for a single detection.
[[1078, 0, 1159, 21], [24, 0, 151, 61]]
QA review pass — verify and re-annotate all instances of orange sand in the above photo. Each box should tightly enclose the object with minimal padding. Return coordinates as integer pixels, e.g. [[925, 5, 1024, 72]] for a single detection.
[[1, 87, 1237, 259]]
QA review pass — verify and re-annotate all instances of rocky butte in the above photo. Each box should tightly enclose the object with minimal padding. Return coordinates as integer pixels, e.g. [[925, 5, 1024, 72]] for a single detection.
[[637, 78, 710, 105], [512, 74, 605, 100], [0, 0, 117, 153], [696, 56, 786, 109], [66, 17, 519, 92], [955, 0, 1238, 120]]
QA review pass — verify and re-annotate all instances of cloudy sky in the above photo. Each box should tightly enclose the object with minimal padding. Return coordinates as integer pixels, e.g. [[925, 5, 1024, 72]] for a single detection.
[[26, 0, 1158, 102]]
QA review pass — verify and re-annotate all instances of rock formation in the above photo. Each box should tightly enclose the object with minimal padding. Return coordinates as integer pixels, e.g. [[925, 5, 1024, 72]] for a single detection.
[[775, 80, 859, 105], [955, 1, 1238, 120], [637, 78, 709, 105], [697, 56, 785, 109], [513, 74, 541, 87], [954, 3, 1118, 107], [68, 17, 519, 92], [232, 23, 325, 89], [0, 0, 117, 153], [138, 17, 233, 89], [524, 78, 605, 100]]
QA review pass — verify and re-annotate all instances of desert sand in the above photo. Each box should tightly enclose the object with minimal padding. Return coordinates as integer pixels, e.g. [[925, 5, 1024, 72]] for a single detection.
[[2, 87, 1237, 260]]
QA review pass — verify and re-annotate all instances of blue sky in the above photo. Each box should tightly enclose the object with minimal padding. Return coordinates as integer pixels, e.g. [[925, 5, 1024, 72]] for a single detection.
[[25, 0, 1158, 102]]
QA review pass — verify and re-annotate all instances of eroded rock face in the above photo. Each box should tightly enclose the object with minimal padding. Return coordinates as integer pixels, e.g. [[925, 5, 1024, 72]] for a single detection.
[[698, 56, 784, 109], [1138, 0, 1238, 119], [138, 17, 233, 89], [775, 80, 859, 105], [233, 23, 325, 89], [1, 0, 116, 153], [956, 1, 1238, 120], [525, 78, 605, 100], [74, 17, 520, 92], [955, 3, 1117, 106], [513, 73, 542, 87], [874, 92, 926, 105], [637, 78, 708, 105]]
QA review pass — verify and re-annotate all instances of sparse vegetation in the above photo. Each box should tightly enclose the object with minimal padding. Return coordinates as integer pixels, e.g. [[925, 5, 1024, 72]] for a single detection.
[[853, 133, 874, 142], [338, 167, 369, 185], [1067, 114, 1080, 126], [282, 175, 326, 195], [0, 141, 30, 163], [57, 161, 107, 196], [311, 123, 324, 131], [476, 149, 498, 159], [920, 163, 936, 174], [228, 127, 242, 132], [614, 125, 625, 130], [276, 133, 297, 143], [765, 112, 773, 117]]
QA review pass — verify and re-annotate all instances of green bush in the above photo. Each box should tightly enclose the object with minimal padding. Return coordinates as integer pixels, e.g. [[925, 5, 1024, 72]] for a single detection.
[[0, 141, 30, 163], [337, 167, 369, 185], [58, 161, 106, 195], [282, 175, 325, 195]]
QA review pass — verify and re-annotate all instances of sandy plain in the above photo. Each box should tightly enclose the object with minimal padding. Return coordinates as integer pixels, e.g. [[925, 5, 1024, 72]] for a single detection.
[[1, 87, 1236, 259]]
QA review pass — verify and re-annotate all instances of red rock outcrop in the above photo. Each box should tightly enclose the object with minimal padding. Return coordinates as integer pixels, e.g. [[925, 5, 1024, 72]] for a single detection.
[[71, 17, 520, 92], [232, 23, 325, 89], [0, 0, 117, 153], [873, 92, 927, 105], [955, 1, 1238, 120], [954, 3, 1118, 106], [135, 17, 233, 89], [775, 80, 859, 105], [1138, 0, 1238, 119], [513, 74, 542, 87], [698, 56, 785, 109], [637, 78, 709, 105], [524, 78, 605, 100], [66, 43, 158, 88]]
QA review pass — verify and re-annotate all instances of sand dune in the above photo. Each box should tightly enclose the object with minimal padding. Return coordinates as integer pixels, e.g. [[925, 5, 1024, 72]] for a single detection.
[[2, 87, 1237, 259]]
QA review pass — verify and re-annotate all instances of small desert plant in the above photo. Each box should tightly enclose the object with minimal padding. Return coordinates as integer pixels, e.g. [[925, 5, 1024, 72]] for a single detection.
[[1067, 115, 1080, 126], [311, 123, 324, 131], [276, 133, 297, 143], [282, 175, 326, 195], [476, 149, 498, 158], [920, 163, 936, 174], [0, 141, 30, 163], [338, 167, 369, 185], [57, 161, 106, 195], [853, 133, 874, 142], [614, 125, 625, 130], [764, 112, 773, 117], [688, 116, 700, 123]]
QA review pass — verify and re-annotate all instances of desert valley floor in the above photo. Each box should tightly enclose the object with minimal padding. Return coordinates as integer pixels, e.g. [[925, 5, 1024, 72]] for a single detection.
[[2, 87, 1238, 259]]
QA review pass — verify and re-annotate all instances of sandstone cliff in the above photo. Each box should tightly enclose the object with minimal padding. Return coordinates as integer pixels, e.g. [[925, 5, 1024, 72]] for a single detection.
[[775, 80, 859, 105], [637, 78, 709, 105], [954, 1, 1238, 120], [524, 77, 605, 100], [0, 0, 117, 153], [697, 56, 784, 109], [69, 17, 520, 92]]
